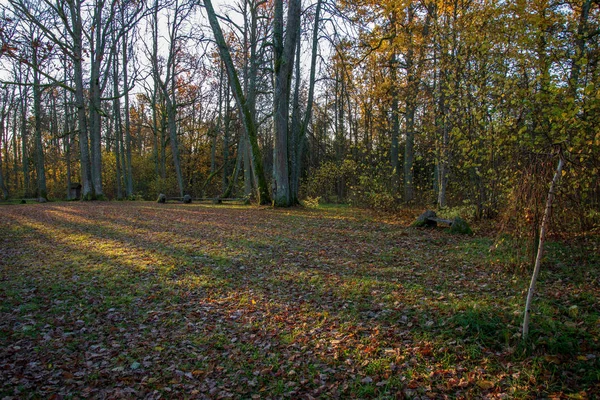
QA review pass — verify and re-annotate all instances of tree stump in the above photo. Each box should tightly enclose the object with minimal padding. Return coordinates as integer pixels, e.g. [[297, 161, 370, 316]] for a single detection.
[[157, 194, 166, 204], [183, 194, 192, 204]]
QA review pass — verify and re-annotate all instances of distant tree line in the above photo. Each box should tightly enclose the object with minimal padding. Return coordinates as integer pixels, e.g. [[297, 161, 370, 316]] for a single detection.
[[0, 0, 598, 227]]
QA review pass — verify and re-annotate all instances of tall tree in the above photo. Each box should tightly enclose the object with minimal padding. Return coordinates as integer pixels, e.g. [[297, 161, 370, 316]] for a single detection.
[[203, 0, 271, 204], [290, 0, 322, 204], [271, 0, 301, 206]]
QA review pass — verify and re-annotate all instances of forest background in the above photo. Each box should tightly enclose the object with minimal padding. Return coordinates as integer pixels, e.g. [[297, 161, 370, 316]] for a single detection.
[[0, 0, 598, 232]]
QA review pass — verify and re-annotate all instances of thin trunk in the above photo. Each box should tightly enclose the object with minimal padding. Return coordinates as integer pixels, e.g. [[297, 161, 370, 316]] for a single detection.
[[0, 118, 9, 200], [113, 52, 123, 200], [89, 13, 103, 198], [123, 31, 133, 197], [222, 91, 231, 192], [437, 66, 449, 208], [523, 155, 565, 339], [222, 137, 243, 199], [65, 116, 73, 200], [71, 0, 93, 199], [151, 0, 160, 190], [32, 43, 47, 199], [404, 5, 416, 203], [242, 0, 257, 198], [293, 0, 322, 201], [569, 0, 591, 96], [160, 109, 167, 180], [290, 27, 301, 204], [165, 95, 184, 197], [390, 51, 400, 194], [243, 133, 253, 196], [213, 65, 223, 174], [12, 107, 20, 191], [12, 107, 18, 192], [20, 94, 30, 196]]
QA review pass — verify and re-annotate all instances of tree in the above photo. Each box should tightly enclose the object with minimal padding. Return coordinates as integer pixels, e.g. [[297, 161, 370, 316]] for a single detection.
[[0, 86, 9, 200], [290, 0, 322, 204], [271, 0, 301, 206], [523, 151, 565, 339], [203, 0, 271, 204]]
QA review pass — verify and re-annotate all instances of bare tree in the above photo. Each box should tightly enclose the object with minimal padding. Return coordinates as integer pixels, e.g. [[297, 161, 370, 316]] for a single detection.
[[203, 0, 271, 204], [271, 0, 301, 206]]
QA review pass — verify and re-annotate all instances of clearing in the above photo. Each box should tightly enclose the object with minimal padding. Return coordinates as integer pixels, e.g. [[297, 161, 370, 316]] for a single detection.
[[0, 202, 598, 398]]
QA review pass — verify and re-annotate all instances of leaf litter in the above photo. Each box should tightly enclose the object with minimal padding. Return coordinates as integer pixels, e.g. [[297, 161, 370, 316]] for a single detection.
[[0, 202, 598, 398]]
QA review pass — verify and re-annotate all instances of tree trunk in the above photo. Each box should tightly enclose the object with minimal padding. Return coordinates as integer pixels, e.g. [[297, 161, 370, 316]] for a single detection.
[[403, 5, 416, 203], [390, 51, 400, 194], [0, 117, 9, 200], [32, 43, 47, 200], [11, 108, 18, 193], [222, 91, 231, 193], [241, 0, 258, 198], [89, 3, 103, 198], [70, 0, 93, 200], [65, 113, 73, 200], [437, 68, 449, 208], [113, 52, 124, 200], [122, 31, 134, 198], [165, 94, 184, 198], [20, 92, 30, 197], [290, 29, 302, 204], [569, 0, 591, 96], [271, 0, 301, 206], [522, 154, 565, 339], [204, 0, 271, 204], [293, 0, 321, 202]]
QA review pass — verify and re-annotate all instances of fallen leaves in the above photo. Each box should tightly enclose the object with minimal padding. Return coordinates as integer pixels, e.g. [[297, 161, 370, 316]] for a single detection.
[[0, 202, 598, 398]]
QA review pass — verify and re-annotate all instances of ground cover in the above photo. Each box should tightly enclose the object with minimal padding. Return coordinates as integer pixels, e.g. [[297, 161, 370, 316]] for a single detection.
[[0, 202, 598, 399]]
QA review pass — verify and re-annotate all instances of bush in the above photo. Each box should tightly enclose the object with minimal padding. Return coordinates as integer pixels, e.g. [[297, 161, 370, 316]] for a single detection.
[[302, 196, 321, 209]]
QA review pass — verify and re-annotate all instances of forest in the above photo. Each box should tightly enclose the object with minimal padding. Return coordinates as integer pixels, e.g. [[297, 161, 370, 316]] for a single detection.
[[0, 0, 596, 218], [0, 0, 599, 398]]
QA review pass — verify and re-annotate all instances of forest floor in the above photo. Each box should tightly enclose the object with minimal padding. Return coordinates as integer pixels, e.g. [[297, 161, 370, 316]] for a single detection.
[[0, 202, 598, 399]]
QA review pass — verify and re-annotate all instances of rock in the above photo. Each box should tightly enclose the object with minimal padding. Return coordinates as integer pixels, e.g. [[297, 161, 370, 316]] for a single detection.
[[157, 193, 166, 203], [38, 197, 47, 203], [412, 210, 437, 227], [183, 194, 192, 204], [450, 217, 472, 235]]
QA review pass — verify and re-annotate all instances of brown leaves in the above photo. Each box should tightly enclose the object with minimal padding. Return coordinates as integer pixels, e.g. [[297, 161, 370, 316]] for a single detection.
[[0, 203, 598, 398]]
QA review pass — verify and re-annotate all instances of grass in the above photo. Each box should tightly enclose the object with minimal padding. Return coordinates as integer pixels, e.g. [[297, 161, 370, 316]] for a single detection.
[[0, 201, 598, 398]]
